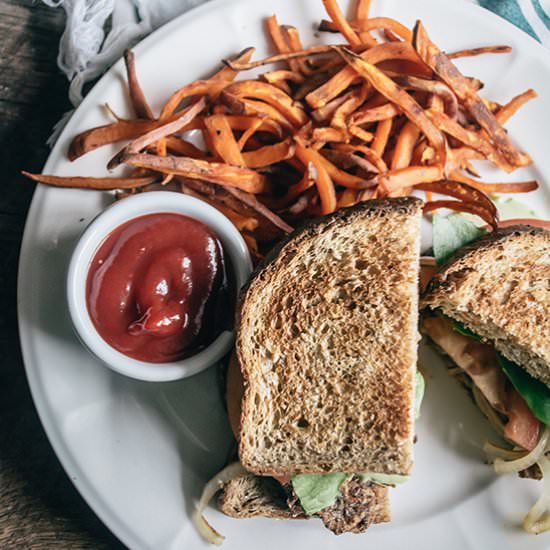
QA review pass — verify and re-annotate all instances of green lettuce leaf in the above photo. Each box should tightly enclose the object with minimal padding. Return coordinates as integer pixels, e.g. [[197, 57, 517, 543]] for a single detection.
[[459, 198, 539, 226], [291, 473, 348, 515], [497, 354, 550, 426], [414, 370, 425, 419], [291, 473, 349, 516], [432, 213, 486, 265], [291, 470, 410, 515], [357, 472, 409, 485], [492, 197, 539, 221]]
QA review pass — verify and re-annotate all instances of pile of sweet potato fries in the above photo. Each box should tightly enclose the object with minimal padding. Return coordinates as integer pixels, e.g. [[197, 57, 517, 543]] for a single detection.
[[24, 0, 539, 260]]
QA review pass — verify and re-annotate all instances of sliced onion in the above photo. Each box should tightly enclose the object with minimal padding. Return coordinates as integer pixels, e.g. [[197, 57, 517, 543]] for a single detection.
[[472, 386, 506, 437], [523, 456, 550, 534], [483, 440, 528, 461], [192, 462, 248, 545], [494, 427, 550, 474]]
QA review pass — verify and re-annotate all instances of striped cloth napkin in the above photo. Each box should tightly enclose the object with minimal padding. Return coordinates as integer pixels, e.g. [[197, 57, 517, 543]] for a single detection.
[[479, 0, 550, 45], [41, 0, 550, 142]]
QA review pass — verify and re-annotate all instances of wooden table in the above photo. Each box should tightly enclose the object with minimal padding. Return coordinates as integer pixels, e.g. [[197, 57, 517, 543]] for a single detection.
[[0, 1, 122, 547]]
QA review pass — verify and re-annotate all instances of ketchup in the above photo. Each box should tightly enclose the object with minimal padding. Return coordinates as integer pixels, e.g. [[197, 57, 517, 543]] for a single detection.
[[86, 213, 230, 363]]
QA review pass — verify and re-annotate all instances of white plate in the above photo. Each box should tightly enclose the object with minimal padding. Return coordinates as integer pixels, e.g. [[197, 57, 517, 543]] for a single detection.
[[17, 0, 550, 549]]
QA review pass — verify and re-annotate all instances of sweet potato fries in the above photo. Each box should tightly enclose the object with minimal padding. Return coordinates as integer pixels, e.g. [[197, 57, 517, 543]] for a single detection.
[[24, 0, 539, 258]]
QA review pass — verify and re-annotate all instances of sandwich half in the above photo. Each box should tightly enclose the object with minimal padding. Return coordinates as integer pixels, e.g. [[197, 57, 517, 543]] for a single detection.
[[218, 197, 424, 534], [421, 225, 550, 478]]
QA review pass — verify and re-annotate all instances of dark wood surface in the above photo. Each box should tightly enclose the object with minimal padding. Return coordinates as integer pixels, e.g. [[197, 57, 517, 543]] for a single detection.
[[0, 1, 123, 548]]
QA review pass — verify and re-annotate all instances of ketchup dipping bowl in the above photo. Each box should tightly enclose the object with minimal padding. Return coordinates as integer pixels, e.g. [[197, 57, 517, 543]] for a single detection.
[[67, 191, 252, 382]]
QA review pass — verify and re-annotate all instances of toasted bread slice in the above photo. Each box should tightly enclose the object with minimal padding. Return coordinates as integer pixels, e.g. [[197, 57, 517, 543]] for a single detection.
[[423, 225, 550, 386], [237, 198, 423, 476]]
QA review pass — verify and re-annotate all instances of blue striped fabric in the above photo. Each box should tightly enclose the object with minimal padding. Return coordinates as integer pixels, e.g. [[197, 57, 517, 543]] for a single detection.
[[479, 0, 537, 38], [478, 0, 550, 45], [533, 0, 550, 27]]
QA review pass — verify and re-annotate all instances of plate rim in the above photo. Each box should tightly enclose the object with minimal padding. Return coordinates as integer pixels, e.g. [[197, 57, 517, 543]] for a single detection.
[[17, 1, 550, 548]]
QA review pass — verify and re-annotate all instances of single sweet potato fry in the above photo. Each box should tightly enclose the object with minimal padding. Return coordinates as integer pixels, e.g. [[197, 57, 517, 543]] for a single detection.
[[212, 47, 256, 82], [349, 102, 400, 125], [447, 45, 512, 60], [354, 17, 413, 42], [122, 153, 270, 194], [371, 118, 393, 157], [69, 119, 160, 161], [224, 185, 293, 233], [22, 171, 158, 190], [322, 0, 362, 47], [124, 49, 154, 120], [160, 80, 228, 120], [450, 170, 538, 194], [295, 143, 337, 214], [391, 121, 421, 170], [242, 139, 295, 168], [423, 199, 497, 228], [224, 45, 341, 71], [373, 165, 444, 195], [204, 114, 246, 166], [495, 89, 537, 125]]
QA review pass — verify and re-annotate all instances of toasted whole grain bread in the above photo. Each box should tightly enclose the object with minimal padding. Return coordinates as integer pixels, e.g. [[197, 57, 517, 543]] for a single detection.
[[423, 225, 550, 386], [237, 198, 423, 476]]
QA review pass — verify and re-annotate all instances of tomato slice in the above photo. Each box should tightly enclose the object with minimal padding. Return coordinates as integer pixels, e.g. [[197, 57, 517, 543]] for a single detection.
[[272, 474, 291, 486], [504, 388, 541, 451]]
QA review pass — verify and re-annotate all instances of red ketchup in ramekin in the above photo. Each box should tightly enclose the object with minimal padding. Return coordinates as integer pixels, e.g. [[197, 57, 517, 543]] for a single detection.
[[86, 213, 230, 363]]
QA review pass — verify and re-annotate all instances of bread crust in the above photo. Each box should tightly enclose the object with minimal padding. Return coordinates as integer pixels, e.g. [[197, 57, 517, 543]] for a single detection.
[[236, 198, 423, 476], [240, 197, 424, 295], [424, 224, 547, 294], [423, 225, 550, 386]]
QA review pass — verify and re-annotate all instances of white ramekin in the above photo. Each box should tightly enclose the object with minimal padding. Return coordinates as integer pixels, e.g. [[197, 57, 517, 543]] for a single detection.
[[67, 191, 252, 382]]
